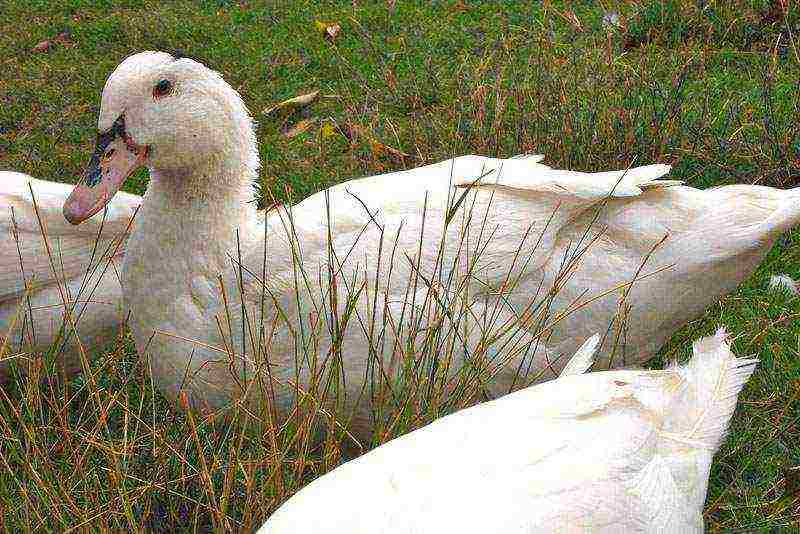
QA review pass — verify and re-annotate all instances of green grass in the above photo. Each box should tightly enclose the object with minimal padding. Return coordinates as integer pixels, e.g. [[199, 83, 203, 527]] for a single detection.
[[1, 0, 799, 531]]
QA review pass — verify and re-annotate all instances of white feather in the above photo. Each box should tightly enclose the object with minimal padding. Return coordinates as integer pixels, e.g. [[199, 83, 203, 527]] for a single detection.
[[768, 274, 799, 295], [259, 330, 757, 533], [559, 333, 599, 377], [77, 52, 800, 442], [0, 171, 140, 379]]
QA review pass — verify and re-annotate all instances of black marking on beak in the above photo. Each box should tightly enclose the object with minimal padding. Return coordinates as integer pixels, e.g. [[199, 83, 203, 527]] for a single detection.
[[85, 115, 127, 188]]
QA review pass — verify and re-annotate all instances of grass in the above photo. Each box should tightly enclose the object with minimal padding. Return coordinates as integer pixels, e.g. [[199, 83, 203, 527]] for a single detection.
[[1, 0, 800, 531]]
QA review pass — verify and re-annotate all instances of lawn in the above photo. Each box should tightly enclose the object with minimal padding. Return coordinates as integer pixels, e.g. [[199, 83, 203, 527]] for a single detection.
[[1, 0, 799, 531]]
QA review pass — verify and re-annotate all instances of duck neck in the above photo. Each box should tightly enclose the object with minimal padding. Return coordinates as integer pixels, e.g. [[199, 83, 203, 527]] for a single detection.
[[131, 147, 260, 278]]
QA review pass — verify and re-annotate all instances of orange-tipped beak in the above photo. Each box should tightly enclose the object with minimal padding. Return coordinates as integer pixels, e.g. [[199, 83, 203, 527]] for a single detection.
[[64, 116, 147, 225]]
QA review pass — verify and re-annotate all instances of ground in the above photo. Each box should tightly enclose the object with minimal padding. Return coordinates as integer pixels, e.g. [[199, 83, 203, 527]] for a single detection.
[[1, 1, 799, 531]]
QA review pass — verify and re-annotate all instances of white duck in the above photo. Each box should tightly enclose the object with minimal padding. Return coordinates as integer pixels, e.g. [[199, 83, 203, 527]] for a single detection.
[[62, 51, 798, 439], [0, 171, 139, 379], [259, 329, 757, 533]]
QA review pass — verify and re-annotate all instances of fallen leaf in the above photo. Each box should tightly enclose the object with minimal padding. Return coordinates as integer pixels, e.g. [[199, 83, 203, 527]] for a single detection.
[[54, 30, 72, 44], [563, 10, 585, 32], [325, 23, 341, 40], [369, 139, 410, 160], [369, 139, 385, 157], [384, 67, 398, 92], [283, 118, 317, 139], [785, 465, 800, 497], [319, 122, 337, 140], [32, 40, 51, 53], [451, 0, 470, 13], [760, 0, 788, 25], [315, 21, 341, 40], [263, 90, 320, 116], [345, 122, 409, 160]]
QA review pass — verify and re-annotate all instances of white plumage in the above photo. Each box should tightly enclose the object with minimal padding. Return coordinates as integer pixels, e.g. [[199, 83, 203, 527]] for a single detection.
[[0, 171, 139, 379], [260, 329, 756, 533], [768, 274, 799, 296], [58, 52, 799, 441]]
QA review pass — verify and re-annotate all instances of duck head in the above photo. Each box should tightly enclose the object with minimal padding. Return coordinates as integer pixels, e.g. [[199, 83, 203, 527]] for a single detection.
[[64, 51, 257, 224]]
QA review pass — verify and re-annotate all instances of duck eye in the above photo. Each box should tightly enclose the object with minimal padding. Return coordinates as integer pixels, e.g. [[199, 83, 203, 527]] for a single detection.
[[153, 79, 173, 98]]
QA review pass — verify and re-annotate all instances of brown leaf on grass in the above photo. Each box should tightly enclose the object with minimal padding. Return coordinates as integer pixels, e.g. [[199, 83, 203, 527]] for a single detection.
[[32, 30, 74, 53], [32, 40, 51, 53], [263, 90, 320, 116], [384, 67, 398, 92], [315, 21, 341, 40], [54, 30, 73, 45], [283, 118, 317, 139], [344, 122, 408, 161], [370, 139, 410, 161], [562, 10, 585, 32], [761, 0, 788, 25], [451, 0, 470, 13], [785, 465, 800, 497]]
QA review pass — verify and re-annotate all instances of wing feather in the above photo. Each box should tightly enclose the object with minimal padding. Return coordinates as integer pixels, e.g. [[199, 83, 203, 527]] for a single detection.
[[0, 172, 140, 302], [454, 160, 679, 199]]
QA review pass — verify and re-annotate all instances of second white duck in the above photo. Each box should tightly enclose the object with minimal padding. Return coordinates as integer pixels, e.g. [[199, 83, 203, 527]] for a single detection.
[[1, 171, 139, 380], [259, 329, 756, 533]]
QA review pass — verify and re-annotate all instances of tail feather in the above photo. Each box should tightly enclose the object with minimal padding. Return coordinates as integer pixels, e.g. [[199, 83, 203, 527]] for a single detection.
[[559, 333, 599, 377], [454, 160, 680, 198], [618, 163, 673, 181], [762, 194, 800, 241], [509, 153, 546, 163], [663, 328, 757, 449], [612, 164, 682, 193]]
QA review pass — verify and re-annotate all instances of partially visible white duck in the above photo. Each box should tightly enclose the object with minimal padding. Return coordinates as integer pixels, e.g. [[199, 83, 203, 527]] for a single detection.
[[61, 52, 798, 439], [0, 171, 139, 379], [259, 329, 757, 533]]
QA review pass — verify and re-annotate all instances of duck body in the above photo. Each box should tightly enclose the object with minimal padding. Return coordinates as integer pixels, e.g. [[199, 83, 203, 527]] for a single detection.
[[64, 52, 800, 439], [122, 151, 796, 439], [119, 153, 682, 425], [259, 330, 757, 533], [0, 172, 139, 379]]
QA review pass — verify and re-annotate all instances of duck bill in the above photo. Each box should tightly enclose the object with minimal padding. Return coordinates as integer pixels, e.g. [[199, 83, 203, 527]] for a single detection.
[[63, 122, 147, 225]]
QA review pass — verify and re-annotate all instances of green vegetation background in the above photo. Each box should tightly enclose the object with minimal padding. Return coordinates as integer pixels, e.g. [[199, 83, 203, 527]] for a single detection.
[[1, 1, 798, 531]]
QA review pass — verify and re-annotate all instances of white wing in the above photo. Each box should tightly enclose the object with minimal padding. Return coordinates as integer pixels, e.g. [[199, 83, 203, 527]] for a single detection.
[[0, 172, 140, 302], [452, 160, 679, 198], [241, 156, 679, 301]]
